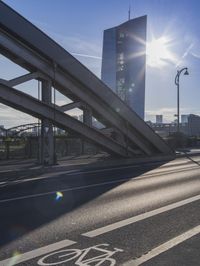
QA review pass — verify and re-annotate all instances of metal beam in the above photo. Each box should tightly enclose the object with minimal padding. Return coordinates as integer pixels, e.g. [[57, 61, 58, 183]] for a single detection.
[[40, 80, 54, 165], [0, 72, 50, 87], [8, 72, 39, 87], [0, 83, 135, 157], [83, 108, 92, 127], [61, 101, 83, 112], [0, 2, 174, 157], [0, 30, 154, 155]]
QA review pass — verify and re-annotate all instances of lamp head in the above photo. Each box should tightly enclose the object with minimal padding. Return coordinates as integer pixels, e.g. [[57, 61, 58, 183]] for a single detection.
[[184, 68, 189, 75]]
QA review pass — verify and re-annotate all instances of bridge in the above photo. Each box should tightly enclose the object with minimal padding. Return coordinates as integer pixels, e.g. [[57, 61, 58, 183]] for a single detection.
[[0, 123, 39, 137], [0, 1, 174, 164]]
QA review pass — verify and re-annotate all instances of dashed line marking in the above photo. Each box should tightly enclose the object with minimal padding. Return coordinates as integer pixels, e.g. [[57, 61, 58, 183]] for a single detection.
[[1, 163, 200, 204]]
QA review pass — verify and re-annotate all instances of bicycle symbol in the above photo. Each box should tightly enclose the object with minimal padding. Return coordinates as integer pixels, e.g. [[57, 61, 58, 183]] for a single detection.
[[37, 243, 123, 265]]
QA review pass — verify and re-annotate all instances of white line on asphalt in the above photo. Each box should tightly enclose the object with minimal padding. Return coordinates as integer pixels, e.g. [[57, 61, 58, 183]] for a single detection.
[[82, 194, 200, 237], [1, 165, 200, 204], [0, 177, 136, 203], [3, 157, 200, 190], [0, 160, 159, 176], [52, 159, 200, 177], [18, 161, 200, 184], [123, 224, 200, 266], [0, 239, 76, 266]]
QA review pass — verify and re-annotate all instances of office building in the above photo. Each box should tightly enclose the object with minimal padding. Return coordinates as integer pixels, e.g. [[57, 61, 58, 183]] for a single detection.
[[101, 16, 147, 119], [156, 115, 163, 124], [0, 125, 5, 136], [181, 114, 189, 124]]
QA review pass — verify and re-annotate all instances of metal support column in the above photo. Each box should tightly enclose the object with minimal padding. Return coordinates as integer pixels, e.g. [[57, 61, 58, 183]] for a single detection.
[[83, 108, 92, 127], [39, 80, 54, 165]]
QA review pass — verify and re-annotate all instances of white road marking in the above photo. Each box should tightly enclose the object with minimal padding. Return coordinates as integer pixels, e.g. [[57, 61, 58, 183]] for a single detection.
[[82, 194, 200, 237], [0, 239, 76, 266], [21, 161, 200, 183], [0, 164, 200, 204], [0, 156, 194, 185], [123, 224, 200, 266], [0, 178, 137, 203]]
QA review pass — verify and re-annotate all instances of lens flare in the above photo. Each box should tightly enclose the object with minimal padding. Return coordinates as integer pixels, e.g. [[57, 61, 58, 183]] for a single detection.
[[147, 36, 175, 68], [55, 191, 63, 201], [8, 251, 21, 266]]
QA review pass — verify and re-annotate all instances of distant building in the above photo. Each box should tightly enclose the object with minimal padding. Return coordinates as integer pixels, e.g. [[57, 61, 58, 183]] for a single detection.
[[156, 115, 163, 124], [101, 16, 147, 119], [188, 114, 200, 136], [181, 114, 189, 124], [31, 127, 38, 136], [149, 114, 200, 137], [56, 128, 65, 135], [0, 125, 5, 136]]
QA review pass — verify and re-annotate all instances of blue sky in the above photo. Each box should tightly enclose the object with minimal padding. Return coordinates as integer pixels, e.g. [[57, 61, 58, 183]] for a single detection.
[[1, 0, 200, 127]]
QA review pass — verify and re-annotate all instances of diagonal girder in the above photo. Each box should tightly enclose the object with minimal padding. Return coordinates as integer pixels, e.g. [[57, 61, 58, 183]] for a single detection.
[[0, 1, 174, 157], [0, 83, 136, 157], [0, 29, 154, 156]]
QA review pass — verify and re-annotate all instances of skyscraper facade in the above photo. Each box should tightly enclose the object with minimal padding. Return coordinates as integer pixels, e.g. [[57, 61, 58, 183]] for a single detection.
[[156, 115, 163, 124], [101, 16, 147, 119]]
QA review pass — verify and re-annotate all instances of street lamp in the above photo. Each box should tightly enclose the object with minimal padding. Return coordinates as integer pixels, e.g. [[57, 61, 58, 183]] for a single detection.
[[174, 67, 189, 133]]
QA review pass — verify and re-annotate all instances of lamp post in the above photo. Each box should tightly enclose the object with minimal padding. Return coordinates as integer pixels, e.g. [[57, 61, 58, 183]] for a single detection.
[[174, 67, 189, 133]]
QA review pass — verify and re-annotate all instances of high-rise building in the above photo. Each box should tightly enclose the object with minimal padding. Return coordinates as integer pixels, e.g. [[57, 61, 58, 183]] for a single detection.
[[0, 125, 5, 137], [101, 16, 147, 119], [181, 114, 189, 124], [156, 115, 163, 124]]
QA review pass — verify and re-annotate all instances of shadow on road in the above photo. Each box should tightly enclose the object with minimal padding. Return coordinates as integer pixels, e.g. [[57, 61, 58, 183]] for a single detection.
[[0, 158, 170, 248]]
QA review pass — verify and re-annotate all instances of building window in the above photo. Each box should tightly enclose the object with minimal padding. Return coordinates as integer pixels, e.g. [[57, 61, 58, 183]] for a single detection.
[[117, 78, 125, 86], [119, 32, 125, 38], [117, 53, 125, 67], [117, 64, 125, 71], [117, 88, 126, 101], [118, 53, 124, 60], [131, 82, 135, 87]]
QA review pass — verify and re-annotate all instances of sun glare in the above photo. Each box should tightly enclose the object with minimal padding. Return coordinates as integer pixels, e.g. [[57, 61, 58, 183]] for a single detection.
[[146, 37, 174, 68]]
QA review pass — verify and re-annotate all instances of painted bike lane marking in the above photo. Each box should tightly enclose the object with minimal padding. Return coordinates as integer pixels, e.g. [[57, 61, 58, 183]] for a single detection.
[[1, 194, 200, 265], [37, 243, 123, 266], [123, 224, 200, 266], [0, 239, 76, 266], [0, 242, 123, 266]]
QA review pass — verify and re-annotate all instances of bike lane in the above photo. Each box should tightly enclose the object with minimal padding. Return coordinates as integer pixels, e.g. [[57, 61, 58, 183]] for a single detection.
[[132, 233, 200, 266], [1, 198, 200, 265]]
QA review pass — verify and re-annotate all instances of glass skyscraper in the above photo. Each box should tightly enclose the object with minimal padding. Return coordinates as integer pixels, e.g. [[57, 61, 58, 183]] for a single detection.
[[101, 16, 147, 119]]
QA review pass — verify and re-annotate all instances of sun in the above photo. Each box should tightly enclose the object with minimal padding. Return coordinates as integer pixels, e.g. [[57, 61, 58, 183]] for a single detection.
[[146, 36, 174, 68]]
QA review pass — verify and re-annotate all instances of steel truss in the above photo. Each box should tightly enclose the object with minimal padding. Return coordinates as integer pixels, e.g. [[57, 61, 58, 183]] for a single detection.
[[0, 2, 174, 164]]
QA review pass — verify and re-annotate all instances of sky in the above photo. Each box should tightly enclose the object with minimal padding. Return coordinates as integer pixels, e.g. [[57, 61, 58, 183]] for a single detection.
[[1, 0, 200, 127]]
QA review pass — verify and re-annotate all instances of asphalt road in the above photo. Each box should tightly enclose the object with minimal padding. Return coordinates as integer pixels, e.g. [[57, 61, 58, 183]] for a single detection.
[[0, 155, 200, 265]]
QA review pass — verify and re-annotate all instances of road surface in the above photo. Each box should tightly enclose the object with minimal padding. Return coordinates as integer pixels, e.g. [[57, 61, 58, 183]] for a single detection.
[[0, 155, 200, 265]]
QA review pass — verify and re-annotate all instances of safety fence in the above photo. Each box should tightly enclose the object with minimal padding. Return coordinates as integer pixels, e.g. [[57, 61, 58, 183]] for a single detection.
[[0, 136, 99, 160]]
